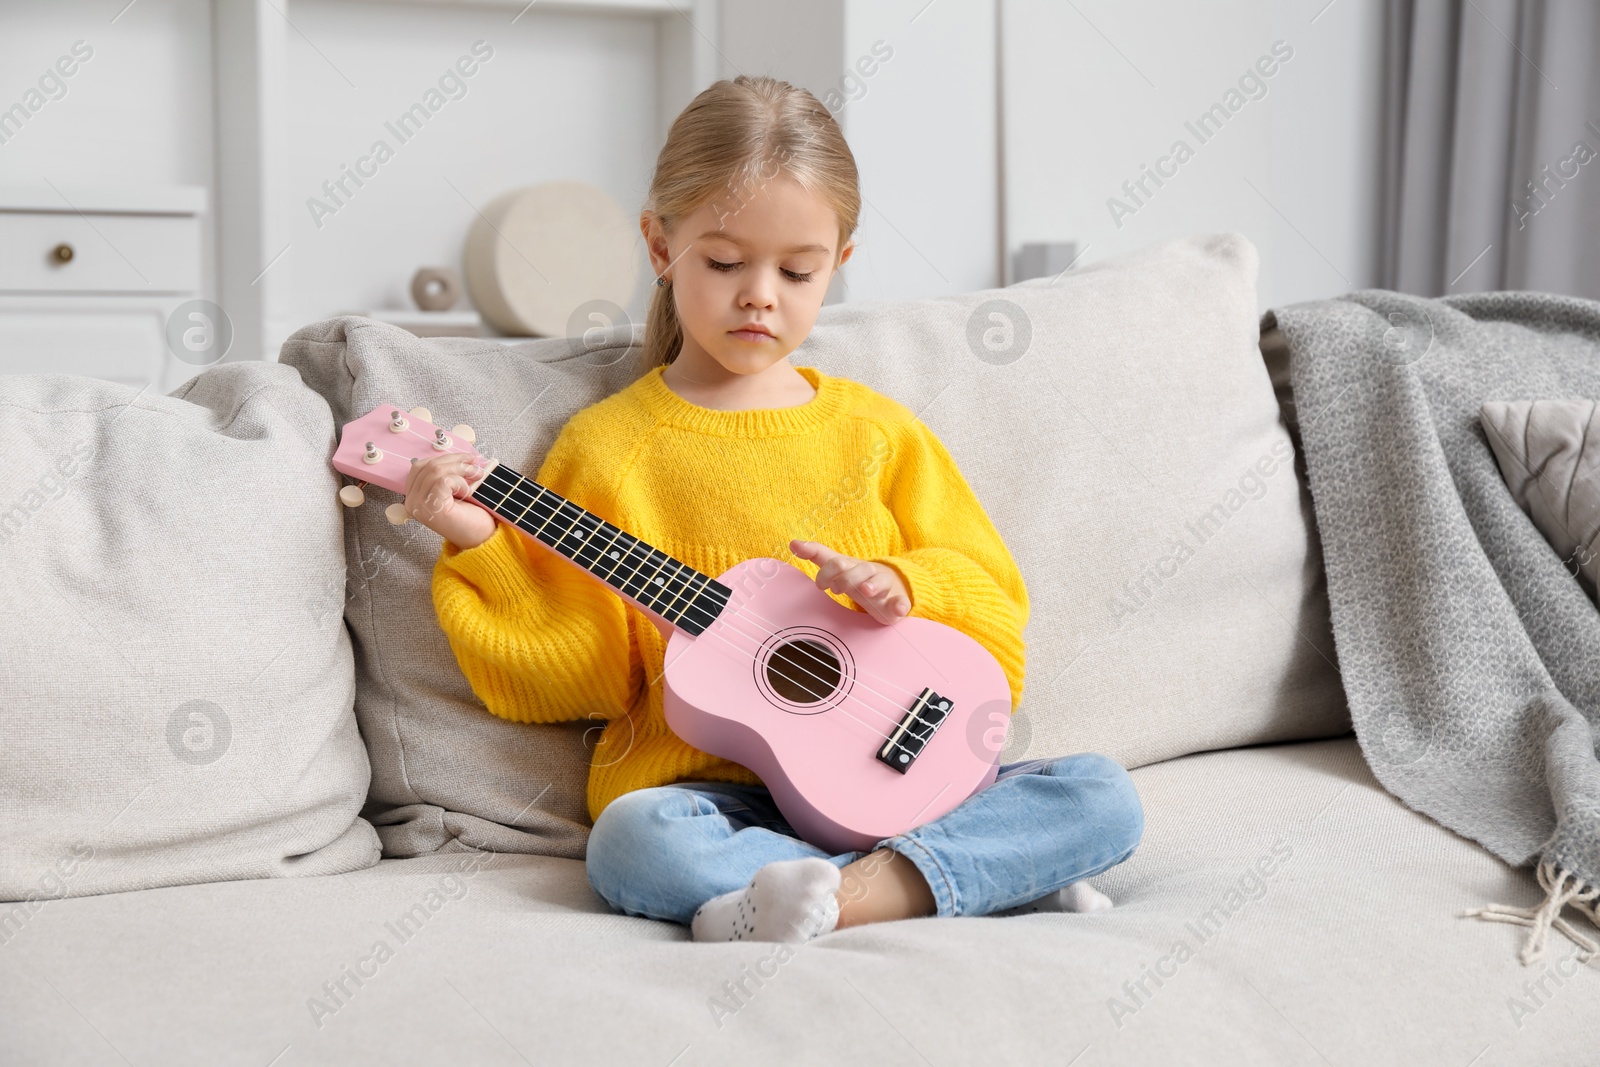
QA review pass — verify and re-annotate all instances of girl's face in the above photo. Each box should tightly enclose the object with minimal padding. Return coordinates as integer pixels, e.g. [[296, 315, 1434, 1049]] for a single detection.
[[642, 175, 853, 376]]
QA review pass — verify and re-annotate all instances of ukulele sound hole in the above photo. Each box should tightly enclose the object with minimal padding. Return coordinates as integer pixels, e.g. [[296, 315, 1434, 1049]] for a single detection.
[[765, 639, 842, 704]]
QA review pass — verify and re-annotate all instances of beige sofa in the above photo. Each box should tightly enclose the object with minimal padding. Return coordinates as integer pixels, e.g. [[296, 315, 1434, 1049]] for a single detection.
[[4, 234, 1591, 1065]]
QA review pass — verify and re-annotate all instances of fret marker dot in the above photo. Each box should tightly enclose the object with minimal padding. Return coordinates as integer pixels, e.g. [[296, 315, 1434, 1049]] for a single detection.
[[653, 577, 665, 584], [609, 551, 621, 559], [898, 753, 910, 763]]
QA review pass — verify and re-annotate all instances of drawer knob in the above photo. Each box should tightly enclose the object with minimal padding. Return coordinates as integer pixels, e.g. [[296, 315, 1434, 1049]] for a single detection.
[[51, 243, 74, 264]]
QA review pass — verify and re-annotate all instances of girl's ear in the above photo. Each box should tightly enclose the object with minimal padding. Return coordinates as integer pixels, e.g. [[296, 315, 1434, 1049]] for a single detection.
[[837, 239, 855, 268], [640, 212, 671, 275]]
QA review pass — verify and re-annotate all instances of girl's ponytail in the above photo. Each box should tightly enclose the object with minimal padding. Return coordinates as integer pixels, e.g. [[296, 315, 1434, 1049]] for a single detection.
[[640, 74, 860, 368]]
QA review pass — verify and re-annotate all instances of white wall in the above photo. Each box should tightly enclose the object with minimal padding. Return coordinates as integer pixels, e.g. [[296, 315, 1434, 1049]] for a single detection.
[[843, 0, 999, 303], [278, 1, 661, 342], [1265, 0, 1385, 307], [0, 0, 218, 302], [1002, 0, 1385, 311], [718, 0, 1383, 310], [1, 0, 1385, 363], [717, 0, 999, 305]]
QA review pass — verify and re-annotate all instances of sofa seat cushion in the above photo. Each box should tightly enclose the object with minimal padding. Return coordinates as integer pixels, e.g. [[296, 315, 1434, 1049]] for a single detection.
[[4, 737, 1590, 1066]]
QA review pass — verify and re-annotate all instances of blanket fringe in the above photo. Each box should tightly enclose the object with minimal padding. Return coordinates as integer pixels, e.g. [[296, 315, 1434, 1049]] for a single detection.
[[1460, 859, 1600, 966]]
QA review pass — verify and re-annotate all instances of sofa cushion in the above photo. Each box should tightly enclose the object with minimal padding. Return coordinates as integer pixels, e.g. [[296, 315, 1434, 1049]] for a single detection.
[[4, 738, 1588, 1066], [277, 231, 1348, 858], [280, 321, 649, 861], [0, 363, 380, 902], [1480, 398, 1600, 599], [815, 233, 1348, 766]]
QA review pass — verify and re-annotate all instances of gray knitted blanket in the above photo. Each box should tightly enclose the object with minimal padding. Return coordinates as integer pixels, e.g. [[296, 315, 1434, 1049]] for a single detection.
[[1270, 290, 1600, 966]]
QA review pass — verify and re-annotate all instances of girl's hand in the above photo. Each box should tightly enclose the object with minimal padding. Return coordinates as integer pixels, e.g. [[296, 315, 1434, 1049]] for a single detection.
[[404, 453, 498, 550], [790, 539, 911, 626]]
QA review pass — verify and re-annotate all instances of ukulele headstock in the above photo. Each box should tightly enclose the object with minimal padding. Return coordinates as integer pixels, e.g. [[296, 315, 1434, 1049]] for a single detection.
[[331, 404, 485, 522]]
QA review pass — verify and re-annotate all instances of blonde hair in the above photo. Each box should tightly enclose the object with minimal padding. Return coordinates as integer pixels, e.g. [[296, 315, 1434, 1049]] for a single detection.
[[641, 75, 861, 367]]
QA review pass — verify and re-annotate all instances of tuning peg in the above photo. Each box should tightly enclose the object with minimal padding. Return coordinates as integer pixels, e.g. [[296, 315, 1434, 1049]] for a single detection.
[[409, 406, 432, 424], [338, 485, 365, 507], [451, 423, 476, 443], [385, 502, 410, 526]]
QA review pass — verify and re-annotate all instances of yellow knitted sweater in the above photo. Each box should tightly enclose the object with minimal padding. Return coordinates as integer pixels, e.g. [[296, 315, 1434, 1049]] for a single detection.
[[431, 363, 1029, 822]]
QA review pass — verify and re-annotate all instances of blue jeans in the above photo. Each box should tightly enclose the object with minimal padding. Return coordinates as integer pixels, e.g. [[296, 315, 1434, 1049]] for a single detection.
[[585, 752, 1144, 925]]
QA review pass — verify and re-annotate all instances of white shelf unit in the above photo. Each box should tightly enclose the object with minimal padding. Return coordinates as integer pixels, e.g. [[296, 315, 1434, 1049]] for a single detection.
[[216, 0, 722, 362]]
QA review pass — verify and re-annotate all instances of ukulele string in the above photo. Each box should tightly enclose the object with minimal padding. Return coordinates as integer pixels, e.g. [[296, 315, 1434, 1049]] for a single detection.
[[569, 515, 944, 735], [702, 602, 943, 741], [588, 539, 936, 738], [557, 501, 930, 714], [672, 617, 934, 751], [668, 616, 921, 745], [713, 600, 937, 722], [471, 459, 933, 713], [454, 448, 944, 739], [589, 516, 936, 713], [723, 598, 934, 703], [543, 512, 935, 740]]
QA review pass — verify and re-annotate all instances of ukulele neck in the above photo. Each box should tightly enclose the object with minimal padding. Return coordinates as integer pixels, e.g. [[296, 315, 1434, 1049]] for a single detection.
[[470, 462, 732, 637]]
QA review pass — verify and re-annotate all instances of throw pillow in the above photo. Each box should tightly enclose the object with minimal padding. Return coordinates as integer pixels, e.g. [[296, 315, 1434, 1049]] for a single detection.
[[0, 362, 381, 903], [1480, 398, 1600, 598]]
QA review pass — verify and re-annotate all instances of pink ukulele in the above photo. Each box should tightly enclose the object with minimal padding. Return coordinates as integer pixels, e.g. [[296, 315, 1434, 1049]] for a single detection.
[[332, 404, 1011, 852]]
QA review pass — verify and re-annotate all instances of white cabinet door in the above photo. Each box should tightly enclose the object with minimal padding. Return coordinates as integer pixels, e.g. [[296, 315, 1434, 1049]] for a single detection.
[[0, 295, 200, 393]]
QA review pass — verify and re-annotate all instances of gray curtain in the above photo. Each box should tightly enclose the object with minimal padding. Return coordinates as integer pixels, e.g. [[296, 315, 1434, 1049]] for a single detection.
[[1381, 0, 1600, 299]]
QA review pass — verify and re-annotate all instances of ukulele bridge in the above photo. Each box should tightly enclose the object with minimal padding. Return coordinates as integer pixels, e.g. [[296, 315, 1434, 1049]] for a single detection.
[[876, 688, 952, 774]]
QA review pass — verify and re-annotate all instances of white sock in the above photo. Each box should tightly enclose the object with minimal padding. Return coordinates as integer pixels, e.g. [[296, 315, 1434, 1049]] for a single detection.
[[993, 880, 1114, 917], [691, 857, 842, 943]]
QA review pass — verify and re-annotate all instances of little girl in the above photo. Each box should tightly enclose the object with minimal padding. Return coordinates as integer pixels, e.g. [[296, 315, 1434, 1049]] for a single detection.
[[406, 75, 1143, 944]]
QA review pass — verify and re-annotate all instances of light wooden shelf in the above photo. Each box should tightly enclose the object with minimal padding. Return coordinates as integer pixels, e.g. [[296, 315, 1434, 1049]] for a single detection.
[[0, 185, 207, 216]]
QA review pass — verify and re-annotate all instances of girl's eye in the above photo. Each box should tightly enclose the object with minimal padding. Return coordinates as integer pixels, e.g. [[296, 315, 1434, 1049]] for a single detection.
[[705, 258, 813, 283]]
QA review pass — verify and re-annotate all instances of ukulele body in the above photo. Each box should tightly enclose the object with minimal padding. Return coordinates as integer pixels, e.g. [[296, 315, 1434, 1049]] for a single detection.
[[662, 557, 1010, 853]]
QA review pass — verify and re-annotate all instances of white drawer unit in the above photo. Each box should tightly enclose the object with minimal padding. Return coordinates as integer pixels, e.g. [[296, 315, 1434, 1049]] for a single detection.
[[0, 185, 209, 393]]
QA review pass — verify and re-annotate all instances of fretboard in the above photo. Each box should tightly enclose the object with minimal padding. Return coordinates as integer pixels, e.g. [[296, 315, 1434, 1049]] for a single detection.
[[470, 463, 732, 636]]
